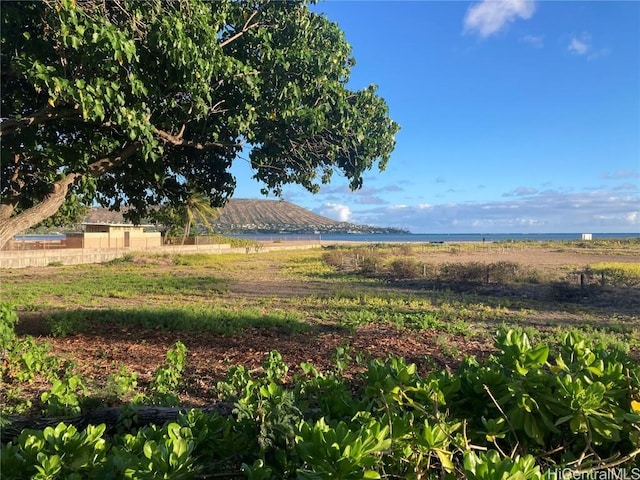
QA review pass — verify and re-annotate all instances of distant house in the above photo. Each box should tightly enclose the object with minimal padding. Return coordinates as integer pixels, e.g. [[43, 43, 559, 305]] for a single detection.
[[66, 223, 161, 249]]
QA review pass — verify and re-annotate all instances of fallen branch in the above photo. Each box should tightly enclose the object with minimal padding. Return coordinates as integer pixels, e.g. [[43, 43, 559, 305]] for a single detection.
[[1, 403, 234, 444]]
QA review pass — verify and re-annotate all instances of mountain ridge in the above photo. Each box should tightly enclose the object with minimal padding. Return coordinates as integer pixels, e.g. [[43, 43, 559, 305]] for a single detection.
[[82, 199, 407, 235]]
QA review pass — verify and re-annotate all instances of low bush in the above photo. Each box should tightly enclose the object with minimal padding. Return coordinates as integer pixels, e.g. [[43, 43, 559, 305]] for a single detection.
[[0, 302, 18, 353], [3, 326, 639, 478], [487, 261, 520, 283], [439, 261, 488, 283], [322, 250, 346, 268], [387, 257, 421, 279]]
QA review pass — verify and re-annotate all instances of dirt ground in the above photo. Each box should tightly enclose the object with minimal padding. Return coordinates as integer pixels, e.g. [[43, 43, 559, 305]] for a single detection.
[[9, 242, 640, 410]]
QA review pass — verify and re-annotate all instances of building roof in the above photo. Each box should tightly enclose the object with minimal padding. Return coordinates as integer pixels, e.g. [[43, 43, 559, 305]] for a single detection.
[[82, 222, 153, 227]]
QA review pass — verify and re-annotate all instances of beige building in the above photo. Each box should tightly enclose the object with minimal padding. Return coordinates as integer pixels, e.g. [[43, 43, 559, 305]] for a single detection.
[[66, 223, 161, 249]]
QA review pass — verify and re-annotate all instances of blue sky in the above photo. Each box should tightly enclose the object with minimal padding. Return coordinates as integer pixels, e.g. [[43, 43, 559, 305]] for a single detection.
[[230, 0, 640, 233]]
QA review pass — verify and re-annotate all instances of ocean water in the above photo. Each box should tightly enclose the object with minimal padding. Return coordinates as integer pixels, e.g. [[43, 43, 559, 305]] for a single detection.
[[13, 234, 66, 241], [14, 232, 639, 243], [233, 232, 639, 243]]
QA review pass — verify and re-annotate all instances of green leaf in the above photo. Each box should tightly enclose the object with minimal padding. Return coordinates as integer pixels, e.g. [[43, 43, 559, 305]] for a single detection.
[[143, 440, 155, 460], [363, 471, 381, 479], [436, 449, 455, 472]]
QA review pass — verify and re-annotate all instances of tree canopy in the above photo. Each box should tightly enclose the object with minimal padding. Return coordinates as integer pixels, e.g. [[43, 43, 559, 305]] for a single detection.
[[0, 0, 399, 248]]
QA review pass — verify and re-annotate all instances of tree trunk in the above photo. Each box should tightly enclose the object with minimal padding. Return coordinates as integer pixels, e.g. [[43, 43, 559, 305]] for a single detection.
[[181, 219, 192, 245], [0, 143, 142, 250], [1, 403, 234, 443], [0, 173, 81, 250]]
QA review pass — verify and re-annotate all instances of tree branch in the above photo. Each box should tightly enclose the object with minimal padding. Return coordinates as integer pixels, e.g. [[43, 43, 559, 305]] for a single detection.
[[2, 404, 234, 444], [0, 106, 81, 136], [87, 142, 143, 177], [210, 100, 228, 114], [154, 128, 242, 150], [571, 447, 640, 474], [219, 8, 262, 48]]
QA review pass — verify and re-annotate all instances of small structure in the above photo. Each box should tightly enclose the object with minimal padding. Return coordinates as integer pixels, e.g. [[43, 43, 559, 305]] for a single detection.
[[581, 233, 593, 241], [66, 223, 161, 249]]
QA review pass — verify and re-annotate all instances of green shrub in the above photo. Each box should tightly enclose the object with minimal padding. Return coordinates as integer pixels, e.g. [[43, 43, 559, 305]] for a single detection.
[[0, 302, 18, 353], [487, 261, 520, 283], [41, 375, 87, 416], [5, 337, 60, 383], [103, 366, 139, 402], [358, 256, 380, 275], [1, 423, 108, 480], [439, 261, 487, 283], [322, 250, 345, 268], [3, 330, 640, 477], [387, 257, 420, 279], [149, 341, 188, 406]]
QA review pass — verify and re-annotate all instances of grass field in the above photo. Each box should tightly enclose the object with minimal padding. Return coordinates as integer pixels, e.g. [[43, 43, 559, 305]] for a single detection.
[[2, 239, 639, 412]]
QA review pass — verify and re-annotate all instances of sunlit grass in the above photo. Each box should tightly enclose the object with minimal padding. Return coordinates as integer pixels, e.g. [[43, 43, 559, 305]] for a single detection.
[[590, 262, 640, 284], [283, 255, 336, 278], [47, 305, 308, 336], [2, 244, 638, 349], [1, 263, 228, 309], [170, 253, 249, 267]]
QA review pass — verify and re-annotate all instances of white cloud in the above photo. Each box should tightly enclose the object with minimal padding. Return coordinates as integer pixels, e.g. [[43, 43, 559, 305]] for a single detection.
[[339, 188, 640, 233], [503, 187, 539, 197], [315, 203, 351, 222], [602, 169, 639, 180], [614, 183, 638, 192], [521, 34, 544, 48], [566, 33, 610, 60], [568, 34, 590, 55], [464, 0, 536, 38]]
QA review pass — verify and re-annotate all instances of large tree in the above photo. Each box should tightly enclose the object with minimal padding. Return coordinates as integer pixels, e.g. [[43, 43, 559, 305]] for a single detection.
[[0, 0, 399, 249]]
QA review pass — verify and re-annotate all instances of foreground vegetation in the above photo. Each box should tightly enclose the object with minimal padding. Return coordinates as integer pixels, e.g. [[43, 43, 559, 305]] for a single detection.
[[1, 240, 639, 477], [2, 301, 640, 478]]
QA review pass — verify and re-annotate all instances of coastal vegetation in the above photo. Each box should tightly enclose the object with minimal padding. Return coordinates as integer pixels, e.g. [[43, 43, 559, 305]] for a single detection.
[[1, 240, 639, 477]]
